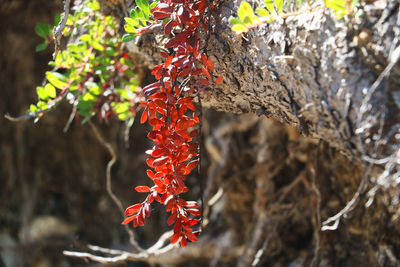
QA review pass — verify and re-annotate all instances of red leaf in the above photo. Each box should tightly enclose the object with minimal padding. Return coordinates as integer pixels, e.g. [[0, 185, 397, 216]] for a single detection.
[[207, 58, 214, 72], [153, 10, 171, 19], [192, 69, 203, 75], [125, 203, 142, 215], [181, 236, 188, 247], [140, 109, 148, 124], [188, 219, 199, 226], [170, 232, 181, 244], [153, 156, 169, 167], [185, 231, 198, 242], [186, 209, 201, 216], [215, 75, 223, 85], [153, 178, 165, 188], [174, 219, 182, 233], [185, 159, 199, 174], [167, 212, 177, 225], [165, 55, 173, 68], [135, 186, 151, 192], [146, 158, 155, 167], [121, 215, 137, 225], [202, 67, 211, 80], [146, 169, 155, 179], [144, 203, 151, 217], [184, 201, 198, 208], [164, 20, 173, 35], [165, 30, 192, 49]]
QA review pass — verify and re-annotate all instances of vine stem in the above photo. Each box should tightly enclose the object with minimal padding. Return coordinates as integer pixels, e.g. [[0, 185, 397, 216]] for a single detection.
[[53, 0, 71, 59], [88, 121, 143, 252]]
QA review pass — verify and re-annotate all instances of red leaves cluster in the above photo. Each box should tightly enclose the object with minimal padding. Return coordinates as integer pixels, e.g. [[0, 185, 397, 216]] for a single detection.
[[123, 0, 223, 247]]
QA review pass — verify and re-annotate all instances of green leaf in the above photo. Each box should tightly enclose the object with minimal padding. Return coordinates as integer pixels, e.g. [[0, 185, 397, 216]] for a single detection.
[[136, 0, 151, 17], [36, 86, 49, 100], [46, 71, 68, 89], [85, 81, 101, 95], [92, 40, 104, 51], [264, 0, 275, 14], [29, 104, 38, 113], [238, 2, 254, 21], [124, 23, 136, 34], [122, 34, 136, 42], [230, 17, 242, 25], [256, 7, 270, 17], [232, 23, 248, 33], [130, 8, 139, 19], [35, 23, 52, 38], [35, 43, 48, 52], [274, 0, 284, 14], [54, 14, 62, 26], [37, 101, 48, 110], [80, 34, 91, 42], [44, 83, 56, 98]]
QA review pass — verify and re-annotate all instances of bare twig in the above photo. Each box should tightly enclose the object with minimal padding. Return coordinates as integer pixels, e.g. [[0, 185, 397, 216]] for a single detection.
[[53, 0, 71, 59], [63, 102, 77, 133], [64, 235, 243, 265], [88, 121, 142, 251], [321, 166, 371, 231], [309, 165, 322, 267], [4, 94, 67, 122]]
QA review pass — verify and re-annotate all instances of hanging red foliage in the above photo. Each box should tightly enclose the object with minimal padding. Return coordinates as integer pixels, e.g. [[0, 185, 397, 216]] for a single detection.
[[123, 0, 222, 246]]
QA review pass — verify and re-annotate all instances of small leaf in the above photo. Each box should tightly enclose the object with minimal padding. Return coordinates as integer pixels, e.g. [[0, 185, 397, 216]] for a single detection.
[[44, 83, 56, 98], [185, 231, 198, 242], [264, 0, 275, 14], [170, 232, 181, 244], [230, 17, 242, 25], [275, 0, 284, 14], [35, 43, 48, 52], [135, 186, 151, 192], [36, 86, 49, 100], [125, 204, 142, 215], [140, 109, 148, 124], [122, 215, 137, 225], [46, 71, 67, 89], [232, 23, 248, 33], [35, 23, 52, 38], [256, 7, 269, 17], [238, 1, 254, 21], [122, 34, 136, 42], [215, 75, 224, 85], [186, 209, 201, 216], [167, 212, 177, 225], [136, 0, 151, 17], [181, 237, 188, 248]]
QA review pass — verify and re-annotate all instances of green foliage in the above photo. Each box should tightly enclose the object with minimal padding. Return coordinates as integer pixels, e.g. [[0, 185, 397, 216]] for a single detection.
[[231, 0, 359, 33], [230, 0, 285, 33], [122, 0, 156, 42], [326, 0, 359, 19], [31, 0, 141, 123]]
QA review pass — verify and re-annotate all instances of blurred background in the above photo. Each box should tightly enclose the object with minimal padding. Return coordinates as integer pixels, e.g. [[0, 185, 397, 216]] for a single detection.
[[1, 1, 400, 267]]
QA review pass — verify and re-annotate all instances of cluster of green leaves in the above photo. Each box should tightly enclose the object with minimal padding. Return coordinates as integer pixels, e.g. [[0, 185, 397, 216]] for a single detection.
[[231, 0, 360, 34], [326, 0, 359, 19], [122, 0, 158, 42], [35, 15, 61, 52], [31, 0, 140, 122], [230, 0, 285, 33]]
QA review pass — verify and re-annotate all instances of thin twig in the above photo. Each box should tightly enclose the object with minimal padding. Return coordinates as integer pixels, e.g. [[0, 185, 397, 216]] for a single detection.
[[88, 121, 142, 251], [63, 102, 77, 133], [321, 166, 371, 231], [53, 0, 71, 59], [4, 94, 67, 122]]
